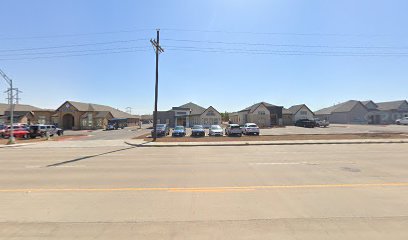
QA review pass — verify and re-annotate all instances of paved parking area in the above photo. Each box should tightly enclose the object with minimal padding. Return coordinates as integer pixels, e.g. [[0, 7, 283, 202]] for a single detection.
[[261, 124, 408, 135]]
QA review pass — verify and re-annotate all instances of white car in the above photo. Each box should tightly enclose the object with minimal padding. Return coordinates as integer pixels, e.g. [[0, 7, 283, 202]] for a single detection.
[[242, 123, 260, 135], [209, 125, 223, 136], [396, 117, 408, 125]]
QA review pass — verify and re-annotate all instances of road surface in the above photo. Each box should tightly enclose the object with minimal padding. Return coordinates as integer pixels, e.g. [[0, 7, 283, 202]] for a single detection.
[[1, 142, 407, 239]]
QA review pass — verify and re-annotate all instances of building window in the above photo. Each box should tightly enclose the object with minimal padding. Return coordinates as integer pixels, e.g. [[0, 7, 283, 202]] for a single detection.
[[206, 110, 215, 116], [258, 111, 266, 115], [88, 113, 93, 127], [38, 116, 46, 124], [300, 111, 307, 115]]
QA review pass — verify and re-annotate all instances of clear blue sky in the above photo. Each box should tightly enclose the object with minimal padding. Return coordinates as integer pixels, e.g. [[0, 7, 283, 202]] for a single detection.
[[1, 0, 407, 114]]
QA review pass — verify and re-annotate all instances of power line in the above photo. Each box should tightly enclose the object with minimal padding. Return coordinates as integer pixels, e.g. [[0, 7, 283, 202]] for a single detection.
[[0, 28, 155, 41], [163, 45, 408, 55], [164, 47, 408, 57], [0, 46, 151, 57], [0, 49, 149, 61], [162, 38, 408, 50], [0, 38, 149, 53], [161, 28, 389, 37]]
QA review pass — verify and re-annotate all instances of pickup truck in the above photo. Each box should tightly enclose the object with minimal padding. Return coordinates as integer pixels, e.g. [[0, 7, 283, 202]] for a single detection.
[[314, 118, 329, 128]]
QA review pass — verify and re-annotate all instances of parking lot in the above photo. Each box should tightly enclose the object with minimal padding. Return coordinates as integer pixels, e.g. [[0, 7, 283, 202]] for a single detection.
[[142, 124, 408, 142]]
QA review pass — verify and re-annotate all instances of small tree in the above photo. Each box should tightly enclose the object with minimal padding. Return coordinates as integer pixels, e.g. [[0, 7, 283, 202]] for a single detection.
[[221, 111, 230, 122]]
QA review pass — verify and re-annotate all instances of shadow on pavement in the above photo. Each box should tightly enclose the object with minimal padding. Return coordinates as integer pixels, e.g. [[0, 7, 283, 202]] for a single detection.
[[46, 146, 136, 167]]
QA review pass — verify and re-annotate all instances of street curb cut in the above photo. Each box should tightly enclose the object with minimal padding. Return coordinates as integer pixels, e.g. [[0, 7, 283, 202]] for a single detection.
[[124, 139, 408, 148]]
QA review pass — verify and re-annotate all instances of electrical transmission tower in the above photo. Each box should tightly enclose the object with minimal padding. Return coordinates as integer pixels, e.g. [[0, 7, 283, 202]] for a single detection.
[[126, 107, 132, 114], [0, 69, 20, 144]]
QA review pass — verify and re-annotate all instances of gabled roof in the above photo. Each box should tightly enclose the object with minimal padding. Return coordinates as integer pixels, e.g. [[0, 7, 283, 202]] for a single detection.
[[288, 104, 314, 115], [58, 101, 134, 119], [95, 111, 113, 119], [361, 100, 378, 110], [376, 100, 408, 111], [241, 102, 280, 113], [178, 102, 206, 115], [315, 100, 365, 115], [282, 108, 292, 114], [0, 103, 43, 115]]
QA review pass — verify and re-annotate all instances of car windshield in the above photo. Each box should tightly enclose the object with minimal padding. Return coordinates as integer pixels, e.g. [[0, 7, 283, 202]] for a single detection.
[[192, 125, 203, 129], [156, 124, 166, 129], [231, 125, 240, 129], [247, 124, 257, 128], [174, 126, 184, 130], [211, 125, 221, 130]]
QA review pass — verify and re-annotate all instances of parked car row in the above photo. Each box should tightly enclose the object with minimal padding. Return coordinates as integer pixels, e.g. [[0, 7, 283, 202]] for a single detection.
[[0, 124, 63, 139], [151, 123, 261, 138]]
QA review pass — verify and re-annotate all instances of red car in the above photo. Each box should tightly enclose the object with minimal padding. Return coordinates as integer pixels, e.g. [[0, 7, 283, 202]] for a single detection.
[[3, 125, 30, 139]]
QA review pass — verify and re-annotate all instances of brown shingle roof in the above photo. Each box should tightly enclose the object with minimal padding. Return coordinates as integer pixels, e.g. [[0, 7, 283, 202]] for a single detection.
[[0, 103, 43, 115], [178, 102, 206, 115], [376, 100, 408, 111], [315, 100, 364, 115], [62, 101, 135, 119]]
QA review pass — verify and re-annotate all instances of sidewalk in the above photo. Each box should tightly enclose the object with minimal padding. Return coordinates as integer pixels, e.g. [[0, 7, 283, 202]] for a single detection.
[[125, 139, 408, 147]]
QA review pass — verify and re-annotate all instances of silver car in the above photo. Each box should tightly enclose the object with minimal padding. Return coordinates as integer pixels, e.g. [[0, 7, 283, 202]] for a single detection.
[[242, 123, 260, 135], [209, 125, 223, 136], [225, 124, 242, 136]]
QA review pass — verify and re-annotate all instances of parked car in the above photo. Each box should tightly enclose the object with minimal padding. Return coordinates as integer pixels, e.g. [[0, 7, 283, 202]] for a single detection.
[[242, 123, 260, 135], [0, 125, 6, 138], [3, 125, 30, 139], [172, 126, 186, 137], [314, 118, 329, 128], [191, 125, 205, 137], [151, 124, 170, 137], [209, 125, 223, 136], [46, 125, 64, 136], [295, 119, 316, 128], [28, 125, 47, 138], [396, 117, 408, 125], [106, 123, 118, 130], [225, 124, 242, 136]]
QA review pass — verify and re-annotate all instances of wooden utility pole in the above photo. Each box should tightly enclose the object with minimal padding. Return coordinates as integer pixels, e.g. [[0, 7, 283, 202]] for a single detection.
[[150, 29, 164, 141]]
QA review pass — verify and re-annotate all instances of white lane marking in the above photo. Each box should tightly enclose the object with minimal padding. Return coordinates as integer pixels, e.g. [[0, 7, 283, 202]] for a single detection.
[[25, 165, 41, 168]]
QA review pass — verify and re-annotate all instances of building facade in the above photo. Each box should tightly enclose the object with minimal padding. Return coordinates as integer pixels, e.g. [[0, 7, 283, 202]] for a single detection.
[[315, 100, 369, 124], [156, 102, 222, 128], [1, 101, 140, 130], [230, 102, 283, 127]]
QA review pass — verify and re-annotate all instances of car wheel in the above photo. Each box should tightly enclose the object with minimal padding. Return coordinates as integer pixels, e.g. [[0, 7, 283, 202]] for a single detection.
[[396, 121, 400, 125]]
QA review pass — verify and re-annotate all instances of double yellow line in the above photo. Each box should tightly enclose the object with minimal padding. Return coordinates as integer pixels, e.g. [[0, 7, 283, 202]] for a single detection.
[[1, 182, 407, 193]]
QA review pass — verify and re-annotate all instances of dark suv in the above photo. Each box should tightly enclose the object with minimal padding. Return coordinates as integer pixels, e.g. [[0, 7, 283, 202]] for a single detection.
[[295, 119, 316, 128], [151, 124, 170, 137]]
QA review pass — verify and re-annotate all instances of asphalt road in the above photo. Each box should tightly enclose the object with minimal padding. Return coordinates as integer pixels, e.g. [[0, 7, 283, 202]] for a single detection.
[[63, 124, 151, 140], [1, 142, 408, 239]]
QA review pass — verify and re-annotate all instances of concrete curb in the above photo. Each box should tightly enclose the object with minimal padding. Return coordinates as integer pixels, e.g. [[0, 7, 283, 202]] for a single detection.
[[124, 139, 408, 148], [0, 142, 38, 148]]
